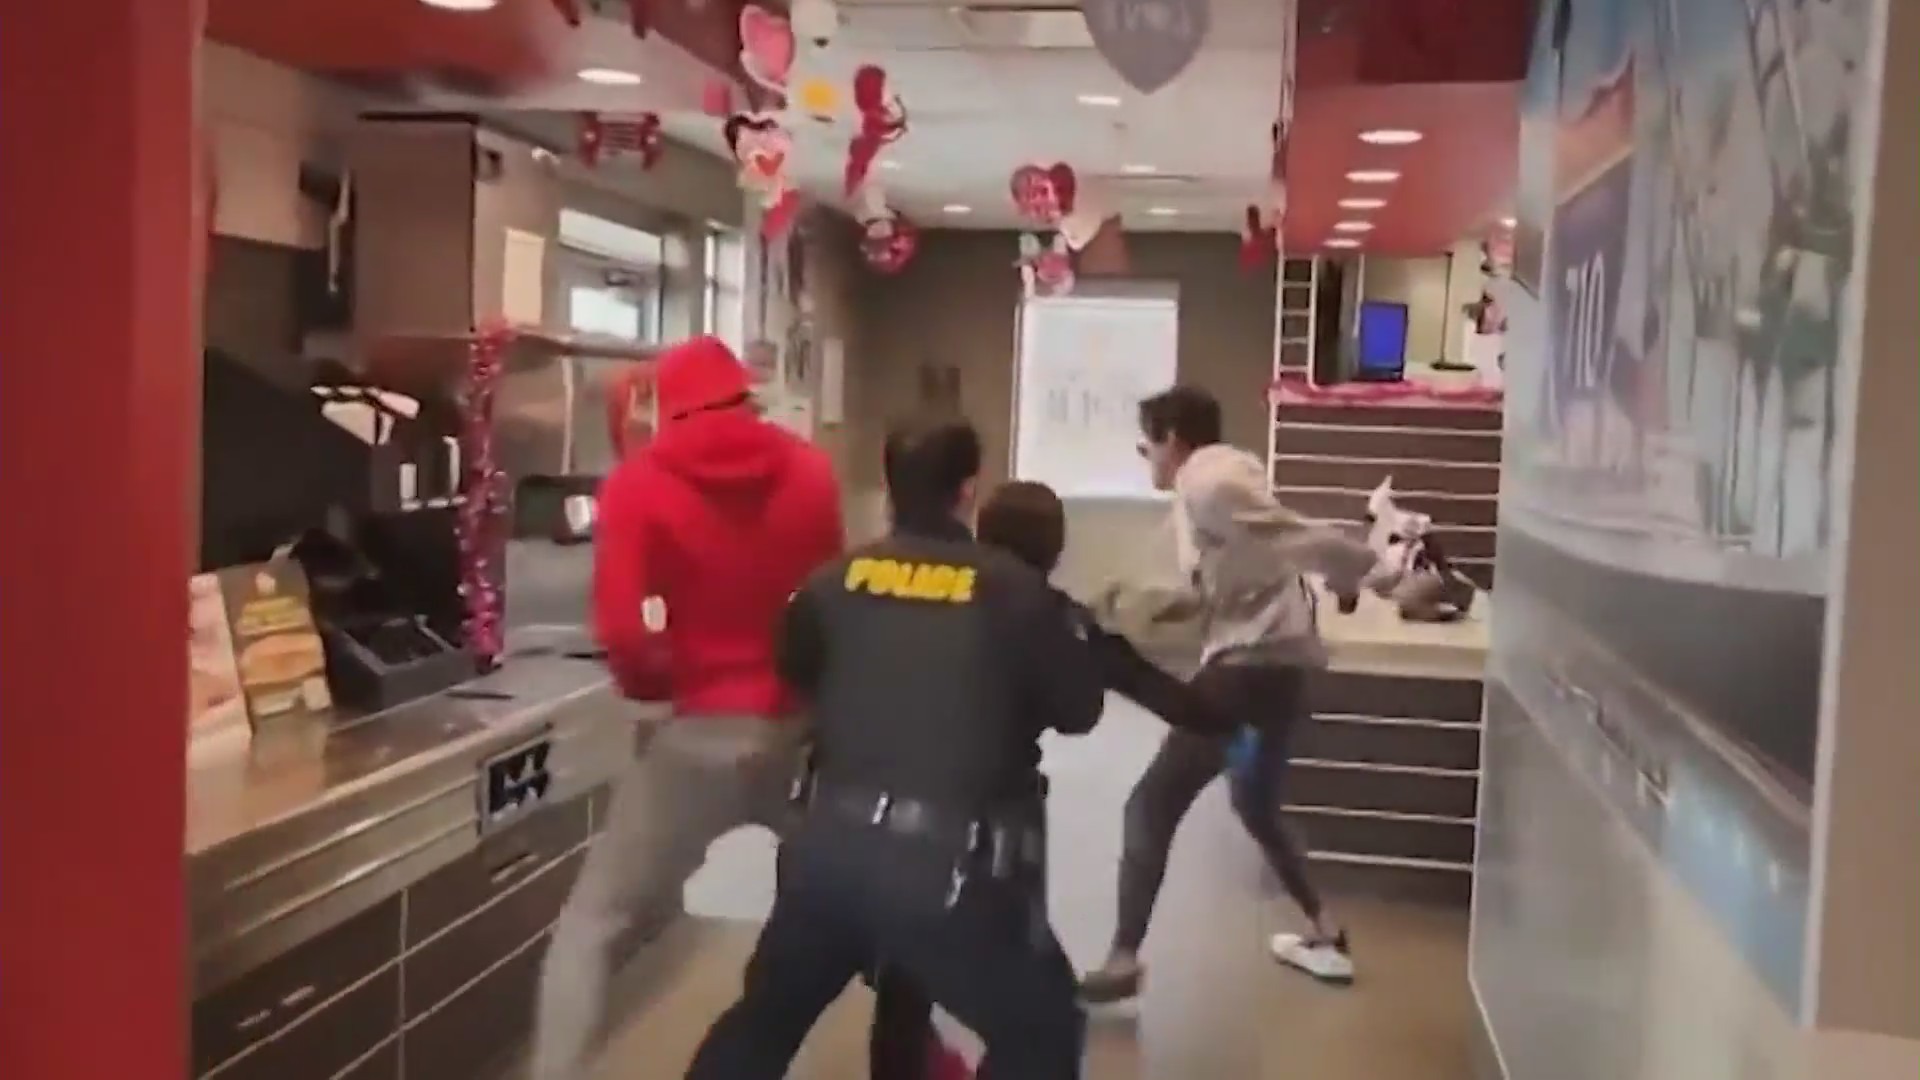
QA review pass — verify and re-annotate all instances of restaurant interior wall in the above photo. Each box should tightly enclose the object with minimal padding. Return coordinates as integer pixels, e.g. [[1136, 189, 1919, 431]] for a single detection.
[[844, 229, 1276, 589]]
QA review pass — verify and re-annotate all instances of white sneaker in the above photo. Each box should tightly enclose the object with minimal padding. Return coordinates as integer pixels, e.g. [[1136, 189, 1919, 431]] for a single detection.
[[1269, 931, 1355, 985]]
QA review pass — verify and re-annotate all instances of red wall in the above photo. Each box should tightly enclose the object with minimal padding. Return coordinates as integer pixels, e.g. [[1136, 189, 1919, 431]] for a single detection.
[[0, 3, 202, 1077]]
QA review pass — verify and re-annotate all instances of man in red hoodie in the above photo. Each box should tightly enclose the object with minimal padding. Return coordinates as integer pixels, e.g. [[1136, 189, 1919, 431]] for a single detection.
[[531, 337, 843, 1080]]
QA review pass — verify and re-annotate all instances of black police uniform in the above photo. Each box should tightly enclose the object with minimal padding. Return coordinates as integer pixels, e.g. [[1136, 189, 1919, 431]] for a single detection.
[[863, 588, 1239, 1080], [683, 516, 1105, 1080]]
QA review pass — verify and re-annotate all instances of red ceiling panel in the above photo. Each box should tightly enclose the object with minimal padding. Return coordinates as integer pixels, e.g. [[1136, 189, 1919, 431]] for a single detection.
[[206, 0, 571, 87], [1284, 0, 1528, 256], [206, 0, 761, 93]]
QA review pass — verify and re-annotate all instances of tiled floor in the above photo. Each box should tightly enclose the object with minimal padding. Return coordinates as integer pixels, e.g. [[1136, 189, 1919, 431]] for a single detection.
[[562, 696, 1479, 1079]]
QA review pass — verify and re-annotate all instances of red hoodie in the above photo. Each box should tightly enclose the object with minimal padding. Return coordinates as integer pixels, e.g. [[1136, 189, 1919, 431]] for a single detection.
[[593, 337, 843, 716]]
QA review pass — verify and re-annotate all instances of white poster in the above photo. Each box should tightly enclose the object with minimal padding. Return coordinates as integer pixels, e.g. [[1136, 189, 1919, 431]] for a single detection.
[[1014, 291, 1179, 499]]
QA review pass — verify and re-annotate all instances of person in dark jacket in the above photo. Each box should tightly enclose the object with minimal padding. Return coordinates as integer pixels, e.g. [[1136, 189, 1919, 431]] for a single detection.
[[868, 479, 1240, 1080], [684, 419, 1104, 1080]]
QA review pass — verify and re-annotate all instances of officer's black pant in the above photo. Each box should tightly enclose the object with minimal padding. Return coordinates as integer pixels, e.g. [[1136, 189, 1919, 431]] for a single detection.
[[684, 818, 1084, 1079]]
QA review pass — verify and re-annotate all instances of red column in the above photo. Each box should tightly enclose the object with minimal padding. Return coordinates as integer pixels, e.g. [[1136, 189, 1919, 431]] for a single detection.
[[0, 3, 202, 1078]]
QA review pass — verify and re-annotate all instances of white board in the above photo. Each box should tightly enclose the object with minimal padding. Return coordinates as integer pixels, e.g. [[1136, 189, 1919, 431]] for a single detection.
[[1014, 292, 1179, 499]]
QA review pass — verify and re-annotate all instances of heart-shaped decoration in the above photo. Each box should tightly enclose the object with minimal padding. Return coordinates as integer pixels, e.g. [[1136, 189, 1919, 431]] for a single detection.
[[747, 146, 786, 182], [1009, 165, 1051, 218], [740, 6, 795, 92], [1082, 0, 1211, 94]]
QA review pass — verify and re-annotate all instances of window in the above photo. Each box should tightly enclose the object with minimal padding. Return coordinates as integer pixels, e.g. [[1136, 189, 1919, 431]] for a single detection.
[[704, 231, 747, 353], [557, 209, 667, 343], [567, 286, 643, 340], [1012, 289, 1180, 500]]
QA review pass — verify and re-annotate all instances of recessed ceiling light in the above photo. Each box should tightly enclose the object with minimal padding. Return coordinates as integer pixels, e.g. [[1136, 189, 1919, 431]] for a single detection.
[[942, 204, 973, 215], [1346, 169, 1401, 183], [1077, 93, 1123, 108], [1146, 207, 1180, 217], [419, 0, 499, 9], [1338, 197, 1387, 210], [1122, 163, 1159, 175], [1358, 128, 1423, 146], [879, 159, 902, 171], [1333, 220, 1376, 233], [1325, 238, 1362, 249], [578, 67, 644, 86], [1500, 216, 1517, 227]]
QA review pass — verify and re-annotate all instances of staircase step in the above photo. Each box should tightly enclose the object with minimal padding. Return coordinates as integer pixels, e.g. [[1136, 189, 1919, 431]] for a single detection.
[[1272, 455, 1501, 496], [1286, 805, 1477, 864], [1275, 402, 1503, 432], [1297, 713, 1482, 770], [1309, 670, 1485, 724], [1288, 759, 1480, 818], [1307, 851, 1474, 907], [1276, 485, 1500, 528], [1275, 422, 1502, 465]]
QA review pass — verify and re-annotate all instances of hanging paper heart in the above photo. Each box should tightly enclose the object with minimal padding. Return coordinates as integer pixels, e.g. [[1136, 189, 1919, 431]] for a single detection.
[[1082, 0, 1211, 94], [740, 6, 796, 93], [1010, 166, 1052, 221], [845, 65, 909, 195], [860, 213, 920, 274]]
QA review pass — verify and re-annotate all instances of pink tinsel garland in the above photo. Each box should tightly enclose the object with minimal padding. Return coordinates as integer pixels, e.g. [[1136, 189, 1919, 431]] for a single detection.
[[458, 321, 513, 669]]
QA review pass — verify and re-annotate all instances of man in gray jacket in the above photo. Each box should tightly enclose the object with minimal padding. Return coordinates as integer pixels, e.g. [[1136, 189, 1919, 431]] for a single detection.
[[1081, 386, 1380, 1003]]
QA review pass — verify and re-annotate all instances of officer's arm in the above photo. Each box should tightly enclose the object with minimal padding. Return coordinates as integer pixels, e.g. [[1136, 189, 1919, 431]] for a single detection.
[[775, 584, 828, 697], [1015, 578, 1106, 736]]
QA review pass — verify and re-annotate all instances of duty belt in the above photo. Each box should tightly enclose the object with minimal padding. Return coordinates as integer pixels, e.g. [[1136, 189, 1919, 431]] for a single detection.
[[812, 783, 1043, 905]]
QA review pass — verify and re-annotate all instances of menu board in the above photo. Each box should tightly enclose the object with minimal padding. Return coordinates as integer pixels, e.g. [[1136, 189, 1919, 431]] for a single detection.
[[218, 559, 333, 729], [188, 572, 247, 743]]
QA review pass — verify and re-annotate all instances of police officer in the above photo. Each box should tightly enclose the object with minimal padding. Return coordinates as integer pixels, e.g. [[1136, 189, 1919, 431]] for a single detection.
[[683, 418, 1104, 1080]]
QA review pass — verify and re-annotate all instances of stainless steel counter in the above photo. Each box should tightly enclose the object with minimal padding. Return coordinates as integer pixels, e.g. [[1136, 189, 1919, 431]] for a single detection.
[[187, 627, 660, 995]]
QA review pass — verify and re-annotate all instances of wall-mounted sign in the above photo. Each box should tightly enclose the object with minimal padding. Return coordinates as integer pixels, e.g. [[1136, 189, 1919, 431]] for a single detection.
[[1082, 0, 1211, 94]]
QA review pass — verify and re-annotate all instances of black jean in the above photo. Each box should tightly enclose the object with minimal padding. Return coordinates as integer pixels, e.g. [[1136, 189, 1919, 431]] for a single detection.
[[685, 818, 1083, 1080], [1111, 661, 1324, 954]]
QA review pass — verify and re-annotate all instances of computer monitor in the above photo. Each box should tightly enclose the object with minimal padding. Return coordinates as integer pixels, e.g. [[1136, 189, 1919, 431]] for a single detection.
[[1355, 300, 1410, 382]]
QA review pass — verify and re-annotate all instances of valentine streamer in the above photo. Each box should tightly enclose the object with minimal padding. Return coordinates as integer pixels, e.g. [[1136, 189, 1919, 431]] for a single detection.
[[458, 321, 514, 670], [579, 112, 664, 170], [858, 207, 920, 274], [1009, 163, 1078, 227], [629, 0, 651, 37], [1238, 204, 1277, 272], [844, 64, 909, 195], [1016, 233, 1075, 297], [548, 0, 581, 27], [739, 5, 795, 95]]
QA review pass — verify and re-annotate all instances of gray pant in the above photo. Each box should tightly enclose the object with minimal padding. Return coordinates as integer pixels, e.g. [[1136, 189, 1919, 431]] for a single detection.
[[531, 714, 806, 1080], [1112, 662, 1324, 954]]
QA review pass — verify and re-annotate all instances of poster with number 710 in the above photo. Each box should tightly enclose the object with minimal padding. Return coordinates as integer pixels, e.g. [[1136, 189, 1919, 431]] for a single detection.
[[1544, 150, 1632, 450]]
